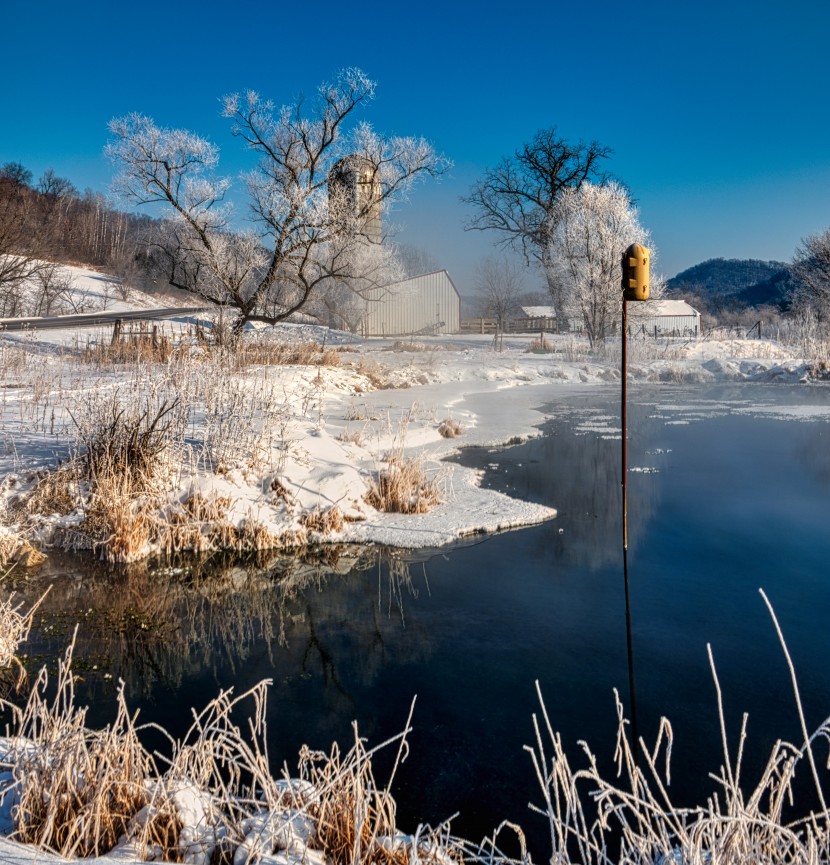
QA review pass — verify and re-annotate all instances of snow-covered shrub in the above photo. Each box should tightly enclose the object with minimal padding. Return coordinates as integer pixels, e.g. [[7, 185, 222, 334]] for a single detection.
[[74, 390, 182, 482], [64, 388, 184, 560], [780, 309, 830, 364]]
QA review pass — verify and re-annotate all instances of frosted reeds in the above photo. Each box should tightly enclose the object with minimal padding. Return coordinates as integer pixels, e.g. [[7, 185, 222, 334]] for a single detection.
[[526, 590, 830, 865]]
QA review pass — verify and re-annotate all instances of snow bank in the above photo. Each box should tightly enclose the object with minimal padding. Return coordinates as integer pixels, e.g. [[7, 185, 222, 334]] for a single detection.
[[0, 268, 825, 563]]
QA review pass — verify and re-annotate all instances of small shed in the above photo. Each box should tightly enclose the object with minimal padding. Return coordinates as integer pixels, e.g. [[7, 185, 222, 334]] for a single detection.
[[632, 299, 701, 338], [362, 270, 460, 337]]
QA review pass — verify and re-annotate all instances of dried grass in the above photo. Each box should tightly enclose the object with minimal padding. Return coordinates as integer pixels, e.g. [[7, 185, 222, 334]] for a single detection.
[[224, 338, 343, 371], [365, 452, 442, 514], [437, 418, 464, 439], [20, 390, 183, 561], [807, 359, 830, 381], [1, 633, 154, 858], [83, 330, 176, 366], [237, 516, 281, 551], [0, 531, 18, 569], [80, 469, 157, 562], [8, 589, 828, 865], [0, 640, 459, 865], [160, 495, 289, 556], [23, 466, 78, 517], [296, 700, 457, 865], [300, 505, 345, 536], [351, 357, 391, 389], [526, 589, 830, 865], [387, 340, 431, 353], [0, 590, 47, 673], [525, 335, 555, 354], [161, 492, 234, 554]]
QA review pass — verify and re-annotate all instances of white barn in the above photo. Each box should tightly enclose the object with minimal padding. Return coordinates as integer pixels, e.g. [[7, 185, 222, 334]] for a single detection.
[[361, 270, 460, 337], [631, 299, 701, 337], [555, 298, 700, 337]]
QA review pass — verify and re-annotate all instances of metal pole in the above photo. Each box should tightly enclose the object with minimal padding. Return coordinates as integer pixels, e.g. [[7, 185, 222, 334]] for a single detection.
[[622, 300, 628, 550], [621, 298, 640, 765]]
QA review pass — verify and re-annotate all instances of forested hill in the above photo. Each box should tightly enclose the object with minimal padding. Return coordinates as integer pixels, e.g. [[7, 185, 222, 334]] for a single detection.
[[668, 258, 796, 309]]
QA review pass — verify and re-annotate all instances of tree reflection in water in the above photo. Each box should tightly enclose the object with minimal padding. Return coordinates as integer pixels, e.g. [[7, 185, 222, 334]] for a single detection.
[[6, 543, 438, 716]]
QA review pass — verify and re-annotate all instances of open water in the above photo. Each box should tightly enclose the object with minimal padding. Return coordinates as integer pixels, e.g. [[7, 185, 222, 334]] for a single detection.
[[7, 382, 830, 859]]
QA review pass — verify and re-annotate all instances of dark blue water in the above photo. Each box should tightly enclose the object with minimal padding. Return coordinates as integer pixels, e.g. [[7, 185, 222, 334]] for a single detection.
[[8, 382, 830, 859]]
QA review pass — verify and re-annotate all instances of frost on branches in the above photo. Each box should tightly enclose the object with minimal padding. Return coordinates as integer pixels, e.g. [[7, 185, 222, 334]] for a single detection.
[[546, 181, 659, 346], [106, 68, 448, 342]]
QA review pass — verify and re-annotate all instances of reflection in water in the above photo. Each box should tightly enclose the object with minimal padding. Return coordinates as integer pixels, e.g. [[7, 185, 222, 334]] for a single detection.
[[4, 383, 830, 859], [7, 544, 443, 709], [458, 398, 662, 571]]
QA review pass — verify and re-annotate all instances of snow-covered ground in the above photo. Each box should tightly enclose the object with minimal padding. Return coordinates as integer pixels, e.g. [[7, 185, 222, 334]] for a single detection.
[[0, 264, 825, 567]]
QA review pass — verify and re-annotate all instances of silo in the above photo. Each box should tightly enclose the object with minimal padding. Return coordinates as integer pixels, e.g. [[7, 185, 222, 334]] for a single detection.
[[328, 155, 382, 242]]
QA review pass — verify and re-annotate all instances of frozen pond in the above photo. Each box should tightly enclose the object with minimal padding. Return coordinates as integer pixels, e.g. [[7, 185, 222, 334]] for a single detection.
[[7, 382, 830, 858]]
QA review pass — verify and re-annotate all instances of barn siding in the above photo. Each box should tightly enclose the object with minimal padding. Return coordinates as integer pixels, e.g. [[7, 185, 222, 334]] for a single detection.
[[363, 270, 460, 336], [630, 300, 701, 337], [634, 315, 700, 336]]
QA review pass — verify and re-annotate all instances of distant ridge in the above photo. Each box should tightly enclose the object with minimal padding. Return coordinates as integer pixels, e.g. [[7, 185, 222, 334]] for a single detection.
[[668, 258, 796, 310]]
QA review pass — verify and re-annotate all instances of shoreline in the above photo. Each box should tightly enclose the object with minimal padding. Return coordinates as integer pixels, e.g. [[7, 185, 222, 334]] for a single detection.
[[2, 320, 821, 568]]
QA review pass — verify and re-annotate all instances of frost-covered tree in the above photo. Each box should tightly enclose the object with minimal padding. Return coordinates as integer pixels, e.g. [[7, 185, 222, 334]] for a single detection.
[[791, 229, 830, 325], [463, 128, 612, 322], [397, 243, 440, 278], [547, 181, 655, 346], [107, 68, 448, 341]]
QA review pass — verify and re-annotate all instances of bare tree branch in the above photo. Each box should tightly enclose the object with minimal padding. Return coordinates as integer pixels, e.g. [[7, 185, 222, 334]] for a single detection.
[[463, 128, 612, 326], [107, 68, 449, 342]]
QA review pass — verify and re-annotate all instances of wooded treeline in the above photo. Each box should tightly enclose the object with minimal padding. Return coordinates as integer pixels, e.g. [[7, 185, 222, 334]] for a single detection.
[[0, 161, 155, 314]]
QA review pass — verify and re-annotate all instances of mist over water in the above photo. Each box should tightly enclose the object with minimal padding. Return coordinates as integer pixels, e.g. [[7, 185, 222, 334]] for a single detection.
[[9, 383, 830, 858]]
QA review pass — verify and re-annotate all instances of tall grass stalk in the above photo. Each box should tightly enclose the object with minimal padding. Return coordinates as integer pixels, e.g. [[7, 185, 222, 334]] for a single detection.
[[1, 632, 154, 858], [526, 591, 830, 865]]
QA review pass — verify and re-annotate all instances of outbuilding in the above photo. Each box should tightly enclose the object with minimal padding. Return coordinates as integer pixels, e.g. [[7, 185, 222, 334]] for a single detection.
[[361, 270, 460, 337], [630, 299, 701, 338]]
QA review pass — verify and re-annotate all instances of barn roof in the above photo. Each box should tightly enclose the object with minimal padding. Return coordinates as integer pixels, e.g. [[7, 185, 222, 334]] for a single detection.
[[384, 269, 460, 299], [644, 299, 699, 316]]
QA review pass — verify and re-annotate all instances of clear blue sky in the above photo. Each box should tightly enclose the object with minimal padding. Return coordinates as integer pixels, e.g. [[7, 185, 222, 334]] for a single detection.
[[2, 0, 828, 294]]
